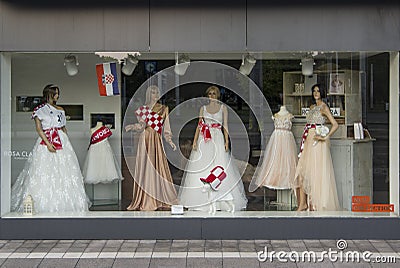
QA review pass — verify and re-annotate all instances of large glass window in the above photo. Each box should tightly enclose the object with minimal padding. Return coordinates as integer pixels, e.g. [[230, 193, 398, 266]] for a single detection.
[[0, 52, 396, 218]]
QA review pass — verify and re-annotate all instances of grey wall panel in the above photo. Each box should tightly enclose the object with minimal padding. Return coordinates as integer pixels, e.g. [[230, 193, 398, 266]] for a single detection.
[[247, 3, 400, 51], [150, 0, 246, 52], [2, 217, 400, 239], [0, 1, 149, 51], [103, 6, 149, 51]]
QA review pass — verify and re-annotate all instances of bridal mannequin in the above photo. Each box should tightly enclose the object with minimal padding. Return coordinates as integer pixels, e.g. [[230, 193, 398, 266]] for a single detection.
[[83, 120, 123, 184]]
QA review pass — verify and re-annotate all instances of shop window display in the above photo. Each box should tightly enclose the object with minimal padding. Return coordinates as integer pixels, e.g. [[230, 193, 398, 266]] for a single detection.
[[1, 52, 393, 218]]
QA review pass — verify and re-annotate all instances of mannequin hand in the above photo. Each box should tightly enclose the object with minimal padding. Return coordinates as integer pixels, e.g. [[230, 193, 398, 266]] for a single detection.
[[225, 141, 229, 152], [125, 123, 141, 132], [169, 141, 177, 151], [47, 143, 56, 153], [125, 124, 134, 132], [314, 135, 327, 142], [192, 142, 198, 151]]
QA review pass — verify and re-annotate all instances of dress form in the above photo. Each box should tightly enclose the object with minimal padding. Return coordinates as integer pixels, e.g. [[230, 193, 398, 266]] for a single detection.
[[277, 106, 289, 116], [91, 121, 104, 133]]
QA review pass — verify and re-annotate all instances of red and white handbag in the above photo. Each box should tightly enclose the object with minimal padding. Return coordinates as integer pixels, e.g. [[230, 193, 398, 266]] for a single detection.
[[200, 166, 227, 191]]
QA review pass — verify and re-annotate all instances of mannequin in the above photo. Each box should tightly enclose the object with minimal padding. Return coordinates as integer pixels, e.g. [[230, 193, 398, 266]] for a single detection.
[[178, 85, 248, 212], [92, 121, 104, 133], [83, 120, 123, 184], [249, 105, 298, 192]]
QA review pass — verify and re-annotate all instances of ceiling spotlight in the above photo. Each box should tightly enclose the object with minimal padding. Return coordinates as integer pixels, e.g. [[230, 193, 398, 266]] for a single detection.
[[64, 55, 79, 76], [239, 54, 256, 76], [174, 53, 190, 76], [121, 54, 139, 76], [300, 55, 315, 76]]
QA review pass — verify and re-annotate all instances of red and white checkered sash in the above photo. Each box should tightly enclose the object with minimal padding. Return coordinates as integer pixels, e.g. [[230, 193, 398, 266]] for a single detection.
[[198, 120, 222, 142], [90, 126, 112, 146], [135, 106, 164, 134], [298, 123, 319, 158], [40, 127, 63, 150]]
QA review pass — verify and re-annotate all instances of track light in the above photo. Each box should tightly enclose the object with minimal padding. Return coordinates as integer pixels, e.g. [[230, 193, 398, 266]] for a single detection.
[[174, 53, 190, 76], [300, 55, 315, 76], [239, 54, 256, 76], [64, 55, 79, 76], [121, 54, 139, 76]]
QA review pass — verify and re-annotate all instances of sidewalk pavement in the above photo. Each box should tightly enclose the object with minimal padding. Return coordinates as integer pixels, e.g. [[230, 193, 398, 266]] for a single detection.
[[0, 239, 398, 267]]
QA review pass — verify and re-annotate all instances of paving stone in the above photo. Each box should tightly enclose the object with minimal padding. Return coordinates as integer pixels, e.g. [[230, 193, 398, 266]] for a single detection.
[[187, 258, 222, 268], [84, 247, 103, 253], [14, 247, 35, 253], [259, 260, 298, 267], [75, 258, 115, 268], [222, 258, 260, 268], [48, 248, 68, 253], [332, 262, 372, 267], [136, 246, 155, 252], [118, 247, 137, 252], [189, 247, 204, 252], [171, 247, 188, 252], [101, 247, 120, 252], [105, 240, 124, 247], [239, 246, 256, 252], [1, 258, 42, 268], [222, 247, 239, 252], [112, 258, 151, 268], [66, 247, 86, 253], [150, 258, 186, 268], [38, 258, 79, 268], [295, 260, 335, 267]]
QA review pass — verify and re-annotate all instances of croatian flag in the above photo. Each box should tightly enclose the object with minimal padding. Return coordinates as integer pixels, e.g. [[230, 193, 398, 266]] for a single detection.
[[96, 62, 120, 96]]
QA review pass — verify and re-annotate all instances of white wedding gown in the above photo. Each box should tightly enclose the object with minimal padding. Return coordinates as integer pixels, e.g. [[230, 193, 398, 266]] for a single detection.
[[178, 105, 248, 211], [11, 104, 90, 213]]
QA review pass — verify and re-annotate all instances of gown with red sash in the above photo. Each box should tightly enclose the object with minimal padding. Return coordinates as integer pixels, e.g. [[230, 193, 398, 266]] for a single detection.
[[82, 125, 123, 184], [293, 105, 340, 211], [127, 104, 178, 211], [178, 105, 248, 211], [11, 103, 90, 213]]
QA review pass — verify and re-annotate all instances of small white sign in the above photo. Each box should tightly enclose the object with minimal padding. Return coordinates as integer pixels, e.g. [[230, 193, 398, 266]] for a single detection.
[[330, 107, 341, 116], [301, 108, 310, 116], [301, 107, 340, 117], [171, 205, 184, 215]]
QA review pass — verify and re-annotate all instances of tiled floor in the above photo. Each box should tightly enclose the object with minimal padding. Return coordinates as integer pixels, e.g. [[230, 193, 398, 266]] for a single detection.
[[0, 240, 398, 267]]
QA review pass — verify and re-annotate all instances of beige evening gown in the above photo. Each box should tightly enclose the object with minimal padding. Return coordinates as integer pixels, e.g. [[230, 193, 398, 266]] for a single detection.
[[127, 105, 178, 211], [293, 105, 340, 211]]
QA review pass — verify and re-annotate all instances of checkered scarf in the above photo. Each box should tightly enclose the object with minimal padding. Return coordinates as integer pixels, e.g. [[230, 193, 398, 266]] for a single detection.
[[135, 106, 164, 134]]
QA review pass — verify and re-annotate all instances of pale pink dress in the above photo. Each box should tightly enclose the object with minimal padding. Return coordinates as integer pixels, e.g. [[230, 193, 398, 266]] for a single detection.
[[293, 106, 340, 211], [249, 113, 297, 192]]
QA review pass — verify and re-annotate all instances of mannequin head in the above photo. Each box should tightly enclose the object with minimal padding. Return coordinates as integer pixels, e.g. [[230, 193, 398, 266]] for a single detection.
[[43, 84, 60, 104], [311, 84, 326, 103], [279, 106, 288, 112], [205, 86, 220, 100], [145, 85, 161, 106]]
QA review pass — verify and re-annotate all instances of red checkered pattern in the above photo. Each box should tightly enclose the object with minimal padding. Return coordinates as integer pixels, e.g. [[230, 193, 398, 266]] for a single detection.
[[135, 106, 164, 134], [298, 123, 317, 158], [102, 74, 114, 85]]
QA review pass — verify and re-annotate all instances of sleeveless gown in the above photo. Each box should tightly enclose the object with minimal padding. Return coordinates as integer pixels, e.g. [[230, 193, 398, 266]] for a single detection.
[[294, 105, 340, 211], [83, 130, 123, 184], [178, 105, 248, 211], [249, 113, 298, 191]]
